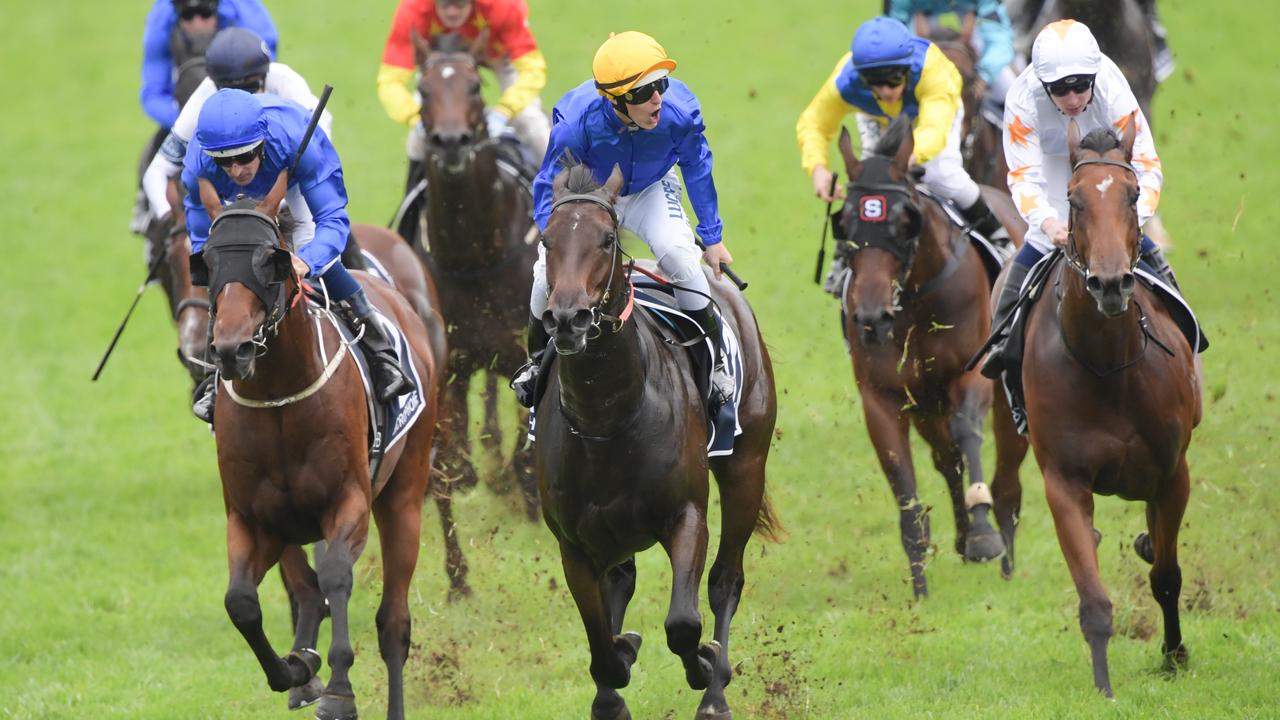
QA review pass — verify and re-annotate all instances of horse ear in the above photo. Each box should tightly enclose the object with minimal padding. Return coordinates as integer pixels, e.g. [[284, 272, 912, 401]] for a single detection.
[[892, 117, 915, 178], [255, 170, 289, 233], [411, 29, 430, 66], [1067, 119, 1083, 166], [837, 126, 861, 178], [469, 28, 490, 62], [1119, 111, 1138, 161], [603, 164, 625, 200], [197, 177, 222, 221], [552, 167, 570, 197]]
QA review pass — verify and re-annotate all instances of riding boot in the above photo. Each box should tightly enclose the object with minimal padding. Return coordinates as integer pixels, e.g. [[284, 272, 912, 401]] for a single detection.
[[961, 196, 1012, 249], [979, 260, 1031, 380], [688, 305, 734, 410], [1141, 243, 1181, 294], [512, 314, 550, 409], [337, 290, 415, 404], [823, 250, 850, 298], [192, 317, 216, 424]]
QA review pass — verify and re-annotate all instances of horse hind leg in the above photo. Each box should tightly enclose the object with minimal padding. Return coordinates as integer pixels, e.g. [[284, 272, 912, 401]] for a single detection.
[[660, 502, 719, 694], [559, 543, 642, 720], [1146, 459, 1191, 672], [223, 515, 320, 695], [437, 374, 479, 492], [278, 545, 328, 709], [431, 476, 471, 600]]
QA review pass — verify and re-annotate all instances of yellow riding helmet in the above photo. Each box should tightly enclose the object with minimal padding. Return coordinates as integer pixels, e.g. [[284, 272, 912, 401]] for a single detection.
[[592, 31, 678, 98]]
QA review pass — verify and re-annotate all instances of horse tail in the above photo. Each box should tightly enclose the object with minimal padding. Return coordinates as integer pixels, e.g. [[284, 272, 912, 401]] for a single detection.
[[753, 487, 787, 543]]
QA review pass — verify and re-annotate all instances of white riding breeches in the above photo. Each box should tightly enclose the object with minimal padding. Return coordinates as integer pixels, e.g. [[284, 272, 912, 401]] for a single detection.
[[530, 167, 711, 319], [856, 106, 981, 209], [406, 59, 551, 163]]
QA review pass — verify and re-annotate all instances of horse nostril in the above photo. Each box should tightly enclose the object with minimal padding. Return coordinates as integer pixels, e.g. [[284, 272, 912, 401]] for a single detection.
[[1120, 273, 1136, 293], [429, 133, 445, 148], [541, 310, 556, 335], [235, 341, 256, 365], [458, 132, 472, 146], [571, 309, 593, 331], [1085, 276, 1103, 294]]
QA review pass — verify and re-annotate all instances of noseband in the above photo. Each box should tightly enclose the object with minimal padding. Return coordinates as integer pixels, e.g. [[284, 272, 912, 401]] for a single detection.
[[419, 53, 500, 169], [1065, 157, 1141, 279], [547, 193, 633, 336]]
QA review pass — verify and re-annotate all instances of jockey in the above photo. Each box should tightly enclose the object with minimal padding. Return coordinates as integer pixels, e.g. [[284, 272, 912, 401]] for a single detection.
[[142, 27, 333, 222], [377, 0, 551, 188], [886, 0, 1019, 126], [798, 16, 1010, 295], [183, 90, 413, 422], [140, 0, 277, 129], [511, 31, 734, 409], [981, 19, 1177, 379]]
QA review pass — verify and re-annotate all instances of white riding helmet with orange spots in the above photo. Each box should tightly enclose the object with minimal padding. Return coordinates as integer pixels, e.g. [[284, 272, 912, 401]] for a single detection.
[[1032, 20, 1101, 84]]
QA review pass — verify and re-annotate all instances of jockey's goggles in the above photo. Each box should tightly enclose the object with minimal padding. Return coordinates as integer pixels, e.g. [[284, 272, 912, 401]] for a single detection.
[[859, 67, 908, 88], [622, 77, 668, 105], [179, 6, 216, 20], [216, 75, 266, 93], [210, 143, 262, 167], [1043, 74, 1095, 97]]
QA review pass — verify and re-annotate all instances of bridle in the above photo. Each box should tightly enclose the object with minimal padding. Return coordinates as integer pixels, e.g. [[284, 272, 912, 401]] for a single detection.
[[841, 173, 929, 306], [205, 209, 304, 355], [546, 193, 635, 338], [418, 52, 501, 171], [1064, 157, 1141, 279]]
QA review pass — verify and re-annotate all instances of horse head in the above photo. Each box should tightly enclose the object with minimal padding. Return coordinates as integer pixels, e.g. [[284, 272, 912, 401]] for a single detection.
[[1066, 117, 1141, 317], [542, 161, 627, 355], [837, 115, 926, 346], [196, 196, 298, 380], [154, 181, 210, 382], [413, 30, 489, 172]]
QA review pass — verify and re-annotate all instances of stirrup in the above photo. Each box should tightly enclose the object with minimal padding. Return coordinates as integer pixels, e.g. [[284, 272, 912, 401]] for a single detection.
[[511, 359, 539, 409], [708, 363, 734, 410], [192, 375, 216, 423]]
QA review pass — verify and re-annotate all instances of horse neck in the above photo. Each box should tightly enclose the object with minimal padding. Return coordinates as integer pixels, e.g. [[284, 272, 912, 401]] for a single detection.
[[556, 315, 648, 435], [903, 212, 953, 296], [423, 146, 508, 267], [1058, 267, 1145, 372]]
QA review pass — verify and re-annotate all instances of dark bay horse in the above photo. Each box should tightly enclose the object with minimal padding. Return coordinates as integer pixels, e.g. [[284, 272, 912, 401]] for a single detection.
[[400, 30, 540, 518], [835, 117, 1029, 598], [198, 199, 439, 720], [536, 164, 781, 720], [1021, 122, 1201, 696], [930, 27, 1008, 190]]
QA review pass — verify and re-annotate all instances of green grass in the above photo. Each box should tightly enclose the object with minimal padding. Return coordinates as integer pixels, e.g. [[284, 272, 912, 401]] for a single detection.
[[3, 0, 1278, 718]]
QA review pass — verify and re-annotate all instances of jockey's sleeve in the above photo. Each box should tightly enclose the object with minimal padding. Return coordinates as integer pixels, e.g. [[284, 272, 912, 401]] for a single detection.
[[377, 0, 429, 125], [495, 50, 548, 118], [144, 147, 183, 217], [796, 54, 856, 175], [377, 64, 420, 126], [181, 172, 213, 254], [531, 119, 588, 230], [295, 174, 352, 276], [1002, 95, 1056, 233], [140, 5, 178, 127], [912, 44, 962, 163], [974, 4, 1015, 84], [674, 102, 723, 246], [486, 2, 543, 118]]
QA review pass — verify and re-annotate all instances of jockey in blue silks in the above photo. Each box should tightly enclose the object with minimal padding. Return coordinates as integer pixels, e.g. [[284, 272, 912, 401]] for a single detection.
[[140, 0, 278, 129], [511, 31, 735, 409], [182, 89, 412, 423]]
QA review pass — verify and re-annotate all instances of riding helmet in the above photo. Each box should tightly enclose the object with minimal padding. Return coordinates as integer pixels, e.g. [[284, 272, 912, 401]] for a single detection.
[[197, 89, 266, 157], [592, 31, 677, 99], [206, 28, 271, 87], [1032, 20, 1102, 84], [851, 17, 914, 71]]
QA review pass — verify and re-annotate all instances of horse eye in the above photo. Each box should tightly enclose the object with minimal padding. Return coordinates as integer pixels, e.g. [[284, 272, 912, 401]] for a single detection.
[[470, 81, 482, 95], [600, 232, 616, 249]]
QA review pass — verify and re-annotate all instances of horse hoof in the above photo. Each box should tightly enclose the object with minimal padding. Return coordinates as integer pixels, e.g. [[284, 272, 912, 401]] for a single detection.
[[591, 695, 632, 720], [695, 703, 732, 719], [1161, 642, 1189, 673], [1134, 532, 1155, 564], [963, 526, 1006, 563], [686, 641, 721, 691], [447, 582, 474, 603], [288, 677, 324, 710], [314, 693, 358, 720]]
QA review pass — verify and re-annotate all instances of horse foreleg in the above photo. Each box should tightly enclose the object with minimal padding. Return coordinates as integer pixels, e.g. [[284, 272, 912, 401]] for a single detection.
[[224, 513, 318, 693], [862, 390, 930, 598], [602, 558, 638, 635], [431, 478, 471, 600], [315, 491, 372, 720], [479, 372, 504, 468], [991, 389, 1027, 579], [372, 473, 428, 720], [1044, 470, 1114, 697], [661, 502, 716, 693], [560, 542, 640, 720], [1146, 458, 1191, 672], [949, 375, 1005, 563], [511, 407, 541, 521], [438, 374, 478, 492], [278, 545, 327, 709]]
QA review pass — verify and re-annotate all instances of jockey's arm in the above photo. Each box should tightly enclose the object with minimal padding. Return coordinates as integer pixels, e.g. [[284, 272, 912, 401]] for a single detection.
[[1002, 98, 1057, 237], [911, 44, 963, 163], [485, 3, 545, 119], [494, 49, 548, 119], [796, 53, 856, 177], [531, 119, 587, 231], [143, 144, 183, 218], [295, 174, 352, 277], [675, 105, 723, 246], [376, 0, 425, 126], [1110, 106, 1163, 225], [181, 170, 213, 255], [140, 6, 178, 127]]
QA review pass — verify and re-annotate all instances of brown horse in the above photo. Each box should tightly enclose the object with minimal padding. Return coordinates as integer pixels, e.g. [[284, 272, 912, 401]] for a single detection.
[[198, 200, 439, 720], [930, 27, 1009, 190], [1021, 121, 1200, 696], [536, 164, 782, 720], [835, 116, 1029, 598], [400, 30, 540, 517]]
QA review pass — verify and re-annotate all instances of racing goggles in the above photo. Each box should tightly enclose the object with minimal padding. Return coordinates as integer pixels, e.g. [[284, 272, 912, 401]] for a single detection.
[[859, 67, 908, 88], [212, 144, 262, 168], [622, 77, 668, 105], [1043, 74, 1095, 97]]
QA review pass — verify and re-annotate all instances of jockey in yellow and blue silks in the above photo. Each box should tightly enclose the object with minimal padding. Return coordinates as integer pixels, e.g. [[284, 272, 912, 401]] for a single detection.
[[512, 31, 734, 409], [887, 0, 1018, 126], [140, 0, 278, 129], [181, 89, 412, 422], [798, 17, 1009, 293]]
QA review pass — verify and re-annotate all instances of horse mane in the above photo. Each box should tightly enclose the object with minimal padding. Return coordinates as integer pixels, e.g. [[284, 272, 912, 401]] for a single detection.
[[1079, 127, 1122, 156], [558, 161, 604, 195], [432, 33, 472, 55], [873, 115, 913, 158]]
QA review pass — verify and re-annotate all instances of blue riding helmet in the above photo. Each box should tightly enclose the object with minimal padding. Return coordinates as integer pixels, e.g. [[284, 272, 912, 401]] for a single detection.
[[852, 16, 915, 70], [196, 88, 266, 155], [206, 27, 270, 86]]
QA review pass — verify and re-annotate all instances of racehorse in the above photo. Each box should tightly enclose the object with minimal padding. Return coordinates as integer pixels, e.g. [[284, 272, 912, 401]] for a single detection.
[[536, 163, 782, 720], [1021, 121, 1200, 696], [835, 116, 1028, 598], [197, 197, 439, 720], [399, 30, 541, 518], [929, 27, 1009, 190]]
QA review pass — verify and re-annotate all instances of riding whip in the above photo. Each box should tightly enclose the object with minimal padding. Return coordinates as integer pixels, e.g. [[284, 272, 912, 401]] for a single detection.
[[695, 240, 748, 291], [91, 248, 169, 381], [813, 172, 839, 284], [963, 249, 1062, 372], [260, 84, 334, 213]]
